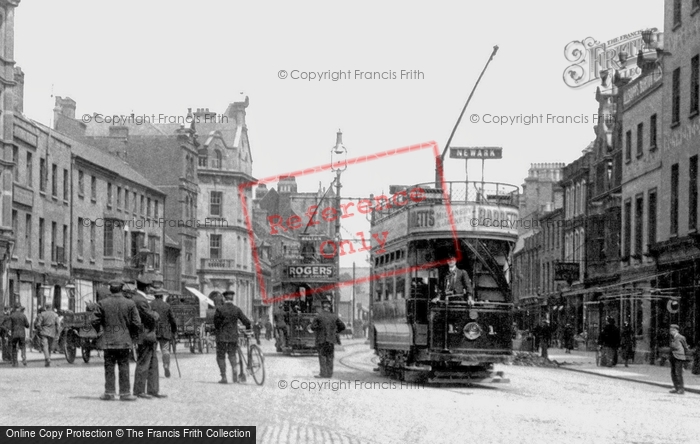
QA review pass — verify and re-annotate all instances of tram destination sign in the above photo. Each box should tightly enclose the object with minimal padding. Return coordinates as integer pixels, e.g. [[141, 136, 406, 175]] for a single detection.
[[449, 147, 502, 159]]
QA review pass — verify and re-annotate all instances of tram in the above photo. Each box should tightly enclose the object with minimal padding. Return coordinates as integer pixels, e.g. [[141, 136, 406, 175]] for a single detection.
[[273, 234, 339, 355], [369, 181, 519, 384]]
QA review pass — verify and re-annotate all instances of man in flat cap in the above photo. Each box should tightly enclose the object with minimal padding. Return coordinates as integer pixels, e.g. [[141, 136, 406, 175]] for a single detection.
[[310, 297, 346, 378], [213, 290, 252, 383], [150, 288, 177, 378], [34, 303, 59, 367], [92, 279, 141, 401], [9, 304, 29, 367], [669, 324, 690, 395]]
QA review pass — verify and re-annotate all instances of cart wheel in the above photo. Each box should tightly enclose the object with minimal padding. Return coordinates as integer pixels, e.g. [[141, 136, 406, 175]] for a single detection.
[[81, 346, 91, 363], [248, 345, 265, 386], [130, 345, 138, 362], [64, 332, 76, 364]]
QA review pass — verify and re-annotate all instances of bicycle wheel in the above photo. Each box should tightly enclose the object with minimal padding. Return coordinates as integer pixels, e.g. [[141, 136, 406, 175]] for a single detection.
[[248, 345, 265, 386]]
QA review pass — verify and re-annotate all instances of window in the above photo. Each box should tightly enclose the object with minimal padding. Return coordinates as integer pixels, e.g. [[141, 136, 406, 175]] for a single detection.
[[63, 225, 68, 255], [78, 170, 84, 196], [210, 191, 223, 216], [671, 163, 679, 235], [124, 231, 129, 260], [672, 68, 681, 125], [77, 218, 84, 258], [140, 195, 145, 215], [147, 197, 151, 218], [691, 55, 699, 116], [63, 168, 68, 200], [51, 221, 56, 262], [691, 156, 698, 231], [51, 164, 57, 196], [12, 146, 18, 180], [39, 218, 45, 260], [26, 152, 33, 187], [104, 222, 114, 257], [674, 0, 682, 27], [12, 210, 17, 239], [623, 200, 632, 258], [650, 114, 657, 149], [91, 176, 96, 200], [694, 0, 700, 11], [107, 183, 112, 208], [185, 195, 190, 218], [210, 234, 222, 259], [649, 193, 657, 246], [26, 215, 32, 258], [90, 221, 96, 260], [154, 200, 159, 218], [124, 189, 129, 212], [198, 150, 208, 167], [636, 123, 643, 157], [634, 195, 643, 255], [625, 130, 632, 161], [212, 150, 222, 169], [133, 191, 137, 213], [39, 158, 46, 192], [117, 187, 122, 209]]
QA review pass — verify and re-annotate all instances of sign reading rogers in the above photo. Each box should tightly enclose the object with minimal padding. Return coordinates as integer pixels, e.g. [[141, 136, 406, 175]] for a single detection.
[[287, 265, 334, 278]]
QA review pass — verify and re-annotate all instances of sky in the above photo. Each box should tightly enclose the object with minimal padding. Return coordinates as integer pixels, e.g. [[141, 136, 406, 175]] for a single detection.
[[14, 0, 664, 267]]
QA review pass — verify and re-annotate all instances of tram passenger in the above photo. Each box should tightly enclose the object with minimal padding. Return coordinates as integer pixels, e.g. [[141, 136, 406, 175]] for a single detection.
[[431, 257, 474, 304]]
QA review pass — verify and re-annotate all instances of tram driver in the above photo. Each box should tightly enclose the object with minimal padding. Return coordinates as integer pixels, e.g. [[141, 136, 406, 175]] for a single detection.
[[431, 257, 474, 305]]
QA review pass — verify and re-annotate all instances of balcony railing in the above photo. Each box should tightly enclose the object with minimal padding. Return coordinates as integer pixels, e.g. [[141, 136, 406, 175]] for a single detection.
[[200, 258, 236, 269]]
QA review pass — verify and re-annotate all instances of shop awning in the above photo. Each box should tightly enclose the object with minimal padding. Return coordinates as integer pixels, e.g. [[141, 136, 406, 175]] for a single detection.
[[186, 287, 215, 307]]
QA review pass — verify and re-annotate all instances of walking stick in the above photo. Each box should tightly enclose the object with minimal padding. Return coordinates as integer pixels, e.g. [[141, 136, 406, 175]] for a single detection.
[[171, 340, 181, 378]]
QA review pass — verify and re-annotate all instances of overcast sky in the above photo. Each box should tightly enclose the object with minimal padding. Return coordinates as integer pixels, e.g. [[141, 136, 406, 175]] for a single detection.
[[15, 0, 663, 267]]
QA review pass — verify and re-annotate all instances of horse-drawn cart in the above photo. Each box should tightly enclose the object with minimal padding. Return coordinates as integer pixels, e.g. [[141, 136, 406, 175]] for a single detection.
[[169, 293, 215, 354], [61, 310, 101, 364]]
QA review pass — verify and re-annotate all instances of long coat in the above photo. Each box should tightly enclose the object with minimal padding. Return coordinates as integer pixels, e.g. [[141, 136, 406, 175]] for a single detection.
[[213, 302, 251, 343], [92, 293, 142, 349], [35, 310, 60, 338], [150, 298, 177, 341], [620, 325, 636, 359], [311, 310, 346, 346], [9, 311, 29, 339], [130, 291, 159, 344]]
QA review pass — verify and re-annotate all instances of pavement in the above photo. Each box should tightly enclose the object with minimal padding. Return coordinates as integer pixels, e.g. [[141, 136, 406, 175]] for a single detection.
[[546, 347, 700, 394]]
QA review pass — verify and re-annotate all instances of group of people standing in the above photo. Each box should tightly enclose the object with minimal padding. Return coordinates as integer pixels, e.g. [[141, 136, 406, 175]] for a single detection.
[[1, 303, 64, 368]]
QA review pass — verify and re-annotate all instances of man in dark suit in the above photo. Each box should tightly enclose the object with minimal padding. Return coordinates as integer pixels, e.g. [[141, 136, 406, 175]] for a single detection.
[[598, 317, 621, 367], [669, 324, 690, 395], [311, 298, 346, 378], [213, 290, 252, 384], [128, 281, 164, 399], [273, 304, 288, 352], [432, 257, 474, 304], [9, 304, 29, 367], [92, 280, 141, 401], [150, 288, 177, 378]]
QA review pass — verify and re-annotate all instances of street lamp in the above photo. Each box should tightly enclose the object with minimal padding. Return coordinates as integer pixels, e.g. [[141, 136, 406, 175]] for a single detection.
[[331, 130, 347, 313]]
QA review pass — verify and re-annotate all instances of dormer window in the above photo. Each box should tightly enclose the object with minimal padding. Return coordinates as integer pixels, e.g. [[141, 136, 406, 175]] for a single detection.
[[212, 149, 222, 169], [198, 149, 208, 167]]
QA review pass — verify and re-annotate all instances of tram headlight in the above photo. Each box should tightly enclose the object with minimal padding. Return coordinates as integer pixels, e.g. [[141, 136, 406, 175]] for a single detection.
[[463, 322, 483, 340]]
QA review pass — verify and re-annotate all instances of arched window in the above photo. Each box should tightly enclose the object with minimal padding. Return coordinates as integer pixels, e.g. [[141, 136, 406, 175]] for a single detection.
[[198, 149, 208, 167], [212, 150, 222, 169]]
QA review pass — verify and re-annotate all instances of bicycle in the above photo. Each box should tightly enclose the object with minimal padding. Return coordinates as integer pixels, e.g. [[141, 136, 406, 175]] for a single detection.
[[237, 330, 265, 386]]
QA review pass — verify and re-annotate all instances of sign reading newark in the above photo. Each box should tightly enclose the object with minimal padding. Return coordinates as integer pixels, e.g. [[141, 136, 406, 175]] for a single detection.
[[450, 147, 502, 159]]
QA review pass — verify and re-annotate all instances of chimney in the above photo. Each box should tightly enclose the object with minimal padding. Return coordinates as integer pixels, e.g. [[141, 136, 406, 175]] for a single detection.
[[54, 96, 76, 119], [255, 184, 268, 199], [13, 66, 24, 114]]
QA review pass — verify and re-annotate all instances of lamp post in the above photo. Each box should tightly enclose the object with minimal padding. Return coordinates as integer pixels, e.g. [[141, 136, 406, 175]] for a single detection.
[[331, 130, 347, 313]]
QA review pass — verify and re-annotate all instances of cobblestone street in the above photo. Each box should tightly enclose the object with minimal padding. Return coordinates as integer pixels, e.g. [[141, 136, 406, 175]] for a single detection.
[[2, 339, 700, 443]]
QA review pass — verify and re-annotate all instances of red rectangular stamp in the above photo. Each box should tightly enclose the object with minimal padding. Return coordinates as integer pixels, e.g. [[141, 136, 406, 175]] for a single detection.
[[238, 140, 486, 305]]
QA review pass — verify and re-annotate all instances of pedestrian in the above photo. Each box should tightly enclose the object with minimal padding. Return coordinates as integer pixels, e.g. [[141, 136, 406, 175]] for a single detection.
[[128, 281, 164, 399], [92, 279, 141, 401], [563, 323, 575, 354], [264, 319, 273, 341], [598, 317, 621, 367], [213, 290, 252, 384], [310, 297, 346, 378], [34, 303, 59, 367], [252, 319, 262, 345], [620, 321, 636, 367], [538, 320, 552, 359], [150, 288, 177, 379], [0, 306, 11, 362], [273, 303, 288, 352], [669, 324, 690, 395], [9, 304, 29, 367]]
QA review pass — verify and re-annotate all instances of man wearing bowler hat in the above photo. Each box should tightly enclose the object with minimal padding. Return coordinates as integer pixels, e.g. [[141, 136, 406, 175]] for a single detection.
[[92, 279, 141, 401], [310, 296, 346, 378], [213, 290, 252, 383], [669, 324, 690, 395]]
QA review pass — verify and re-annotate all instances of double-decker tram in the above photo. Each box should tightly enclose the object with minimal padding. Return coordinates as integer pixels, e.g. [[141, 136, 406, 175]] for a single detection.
[[273, 234, 338, 355], [369, 181, 519, 383]]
